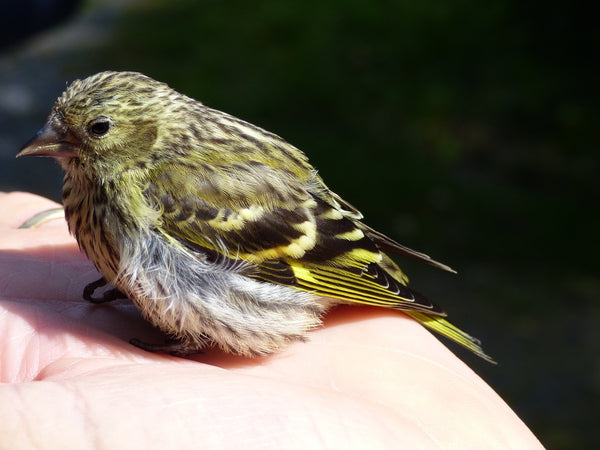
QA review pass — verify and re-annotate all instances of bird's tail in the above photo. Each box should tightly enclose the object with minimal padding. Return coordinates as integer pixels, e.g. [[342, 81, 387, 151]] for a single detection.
[[406, 311, 496, 363]]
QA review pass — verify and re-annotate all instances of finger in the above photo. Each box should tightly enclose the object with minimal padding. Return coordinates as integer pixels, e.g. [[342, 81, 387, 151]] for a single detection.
[[0, 192, 62, 228]]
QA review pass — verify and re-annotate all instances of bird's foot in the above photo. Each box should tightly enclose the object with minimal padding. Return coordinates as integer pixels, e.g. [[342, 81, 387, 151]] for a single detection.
[[129, 337, 207, 356], [83, 277, 127, 303]]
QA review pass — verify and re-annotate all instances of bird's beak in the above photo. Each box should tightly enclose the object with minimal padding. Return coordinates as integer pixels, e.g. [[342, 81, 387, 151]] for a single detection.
[[17, 121, 80, 159]]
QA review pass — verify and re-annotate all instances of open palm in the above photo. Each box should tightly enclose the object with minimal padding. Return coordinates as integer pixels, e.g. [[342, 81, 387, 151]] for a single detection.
[[0, 192, 540, 448]]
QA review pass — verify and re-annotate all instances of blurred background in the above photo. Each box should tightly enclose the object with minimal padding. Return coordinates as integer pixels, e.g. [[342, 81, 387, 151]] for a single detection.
[[1, 0, 597, 447]]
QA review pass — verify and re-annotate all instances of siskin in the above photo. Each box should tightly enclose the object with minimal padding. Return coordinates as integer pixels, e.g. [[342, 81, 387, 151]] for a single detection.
[[18, 71, 492, 361]]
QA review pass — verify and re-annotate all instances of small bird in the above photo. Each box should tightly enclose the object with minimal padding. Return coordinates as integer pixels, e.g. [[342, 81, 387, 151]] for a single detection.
[[18, 71, 492, 361]]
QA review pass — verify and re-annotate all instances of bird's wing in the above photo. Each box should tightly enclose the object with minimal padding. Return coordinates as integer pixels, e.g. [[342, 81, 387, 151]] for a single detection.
[[144, 162, 445, 315], [329, 191, 456, 272], [360, 224, 457, 273]]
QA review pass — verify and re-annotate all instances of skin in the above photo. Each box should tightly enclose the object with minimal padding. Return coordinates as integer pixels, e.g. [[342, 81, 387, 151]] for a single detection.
[[0, 192, 542, 448]]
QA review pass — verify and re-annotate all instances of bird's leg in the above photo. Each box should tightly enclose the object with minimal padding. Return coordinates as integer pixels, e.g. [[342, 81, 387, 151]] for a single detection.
[[129, 337, 207, 356], [83, 277, 127, 303]]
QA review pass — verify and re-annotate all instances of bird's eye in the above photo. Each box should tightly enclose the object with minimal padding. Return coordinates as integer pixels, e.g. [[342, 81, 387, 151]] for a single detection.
[[88, 117, 112, 137]]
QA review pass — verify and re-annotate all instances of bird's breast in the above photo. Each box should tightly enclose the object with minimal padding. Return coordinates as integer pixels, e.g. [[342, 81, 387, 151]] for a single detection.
[[62, 173, 124, 282]]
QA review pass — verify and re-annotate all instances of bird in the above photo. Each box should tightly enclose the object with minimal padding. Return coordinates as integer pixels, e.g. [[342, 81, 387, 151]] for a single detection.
[[17, 71, 492, 361]]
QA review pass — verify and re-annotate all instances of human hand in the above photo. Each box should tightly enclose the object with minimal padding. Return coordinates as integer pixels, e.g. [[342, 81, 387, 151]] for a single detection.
[[0, 192, 541, 448]]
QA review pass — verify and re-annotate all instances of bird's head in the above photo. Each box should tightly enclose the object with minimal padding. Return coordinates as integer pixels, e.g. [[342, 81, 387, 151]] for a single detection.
[[17, 71, 181, 176]]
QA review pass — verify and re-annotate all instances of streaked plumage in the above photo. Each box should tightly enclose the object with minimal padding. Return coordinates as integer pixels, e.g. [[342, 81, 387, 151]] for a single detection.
[[18, 71, 492, 361]]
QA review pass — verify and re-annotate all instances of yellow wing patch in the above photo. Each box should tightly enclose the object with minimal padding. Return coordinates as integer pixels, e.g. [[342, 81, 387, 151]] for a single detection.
[[207, 205, 265, 231], [240, 218, 317, 263], [288, 260, 437, 310], [335, 228, 365, 241]]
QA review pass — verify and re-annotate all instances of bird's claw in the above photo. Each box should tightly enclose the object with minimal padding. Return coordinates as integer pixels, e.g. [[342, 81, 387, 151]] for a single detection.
[[83, 277, 127, 303]]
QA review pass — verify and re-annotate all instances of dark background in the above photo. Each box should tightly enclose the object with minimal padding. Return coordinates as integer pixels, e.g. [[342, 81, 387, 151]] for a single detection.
[[1, 1, 597, 447]]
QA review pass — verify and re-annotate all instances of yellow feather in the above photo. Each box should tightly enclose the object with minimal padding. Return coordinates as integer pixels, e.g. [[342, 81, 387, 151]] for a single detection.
[[336, 228, 365, 241], [406, 312, 496, 363]]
